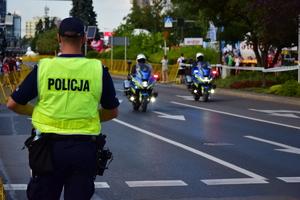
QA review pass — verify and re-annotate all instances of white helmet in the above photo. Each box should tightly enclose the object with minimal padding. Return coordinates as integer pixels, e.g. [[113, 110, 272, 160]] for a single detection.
[[136, 54, 146, 61], [196, 53, 204, 59]]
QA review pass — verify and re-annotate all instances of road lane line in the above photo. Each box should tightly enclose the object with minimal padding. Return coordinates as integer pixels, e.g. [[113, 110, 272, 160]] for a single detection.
[[113, 118, 268, 184], [171, 101, 300, 130], [201, 178, 268, 185], [94, 182, 110, 188], [3, 182, 109, 191], [126, 180, 188, 187], [277, 177, 300, 183], [245, 136, 300, 155], [4, 184, 27, 190]]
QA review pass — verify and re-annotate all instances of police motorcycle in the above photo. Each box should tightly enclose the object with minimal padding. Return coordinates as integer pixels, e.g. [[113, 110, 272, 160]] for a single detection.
[[123, 55, 159, 112], [185, 53, 217, 102]]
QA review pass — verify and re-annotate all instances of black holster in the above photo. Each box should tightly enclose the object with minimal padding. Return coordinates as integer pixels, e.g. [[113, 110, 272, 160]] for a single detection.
[[95, 134, 113, 176]]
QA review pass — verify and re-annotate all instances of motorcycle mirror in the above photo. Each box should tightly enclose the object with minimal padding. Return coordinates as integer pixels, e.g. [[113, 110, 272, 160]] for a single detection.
[[127, 61, 132, 75]]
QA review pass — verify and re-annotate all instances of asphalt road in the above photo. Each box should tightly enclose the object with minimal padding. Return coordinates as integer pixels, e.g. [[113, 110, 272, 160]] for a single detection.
[[1, 75, 300, 200]]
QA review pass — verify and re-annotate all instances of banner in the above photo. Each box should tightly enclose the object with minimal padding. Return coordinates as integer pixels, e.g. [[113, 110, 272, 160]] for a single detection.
[[184, 38, 203, 46]]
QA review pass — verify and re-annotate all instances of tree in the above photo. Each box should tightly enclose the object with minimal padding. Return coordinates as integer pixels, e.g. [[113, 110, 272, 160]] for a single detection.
[[70, 0, 100, 39], [111, 23, 164, 59], [36, 28, 59, 55], [49, 17, 57, 30], [35, 19, 44, 35], [123, 0, 167, 33], [44, 17, 50, 31], [172, 0, 300, 85]]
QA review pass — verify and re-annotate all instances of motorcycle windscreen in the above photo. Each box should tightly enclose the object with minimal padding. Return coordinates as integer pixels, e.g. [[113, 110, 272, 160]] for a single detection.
[[137, 63, 151, 80], [201, 68, 211, 76]]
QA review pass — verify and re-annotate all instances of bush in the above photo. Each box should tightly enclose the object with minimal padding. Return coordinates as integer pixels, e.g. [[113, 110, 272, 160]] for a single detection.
[[269, 85, 282, 94], [277, 80, 300, 96], [86, 51, 99, 58], [229, 80, 277, 89], [275, 70, 298, 84]]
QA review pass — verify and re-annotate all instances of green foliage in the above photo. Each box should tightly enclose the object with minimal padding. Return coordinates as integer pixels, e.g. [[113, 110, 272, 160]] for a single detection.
[[269, 85, 282, 94], [123, 0, 167, 34], [35, 19, 44, 35], [70, 0, 100, 39], [276, 80, 300, 97], [85, 51, 99, 58], [30, 35, 39, 52], [275, 70, 298, 84], [215, 75, 239, 88], [36, 28, 59, 55], [215, 71, 277, 88]]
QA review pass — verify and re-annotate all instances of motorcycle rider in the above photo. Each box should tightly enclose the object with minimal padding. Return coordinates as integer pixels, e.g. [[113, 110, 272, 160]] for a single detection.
[[187, 52, 211, 89], [131, 54, 152, 76], [191, 53, 210, 73]]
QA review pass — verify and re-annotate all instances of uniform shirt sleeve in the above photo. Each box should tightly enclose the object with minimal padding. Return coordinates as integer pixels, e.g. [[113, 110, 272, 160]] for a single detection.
[[10, 65, 38, 105], [100, 67, 120, 110]]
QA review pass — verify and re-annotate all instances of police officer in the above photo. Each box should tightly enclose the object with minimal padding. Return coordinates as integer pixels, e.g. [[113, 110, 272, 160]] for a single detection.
[[131, 54, 152, 75], [7, 17, 119, 200], [191, 52, 210, 73]]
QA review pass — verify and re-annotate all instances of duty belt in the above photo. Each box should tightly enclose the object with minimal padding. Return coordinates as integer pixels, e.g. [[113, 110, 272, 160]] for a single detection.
[[45, 133, 96, 142]]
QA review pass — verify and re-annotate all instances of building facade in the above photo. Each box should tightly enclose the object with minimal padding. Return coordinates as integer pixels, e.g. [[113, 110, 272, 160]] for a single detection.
[[25, 16, 61, 38], [0, 0, 6, 24]]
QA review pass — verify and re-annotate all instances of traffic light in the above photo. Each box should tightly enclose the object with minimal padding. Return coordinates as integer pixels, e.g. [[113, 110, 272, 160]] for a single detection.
[[177, 18, 184, 26]]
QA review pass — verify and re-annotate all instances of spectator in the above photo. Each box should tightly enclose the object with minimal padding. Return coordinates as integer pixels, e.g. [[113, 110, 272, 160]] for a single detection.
[[177, 53, 186, 83], [160, 55, 168, 82]]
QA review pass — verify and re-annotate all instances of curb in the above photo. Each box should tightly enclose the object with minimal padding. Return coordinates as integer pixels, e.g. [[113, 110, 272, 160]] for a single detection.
[[111, 74, 300, 106], [0, 178, 5, 200]]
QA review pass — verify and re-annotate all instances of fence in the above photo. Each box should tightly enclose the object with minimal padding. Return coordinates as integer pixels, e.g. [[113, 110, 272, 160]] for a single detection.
[[0, 178, 5, 200], [2, 56, 299, 103], [0, 65, 33, 103]]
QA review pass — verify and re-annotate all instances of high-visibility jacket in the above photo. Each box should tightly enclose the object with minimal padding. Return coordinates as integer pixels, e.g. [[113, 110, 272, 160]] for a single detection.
[[32, 58, 103, 135]]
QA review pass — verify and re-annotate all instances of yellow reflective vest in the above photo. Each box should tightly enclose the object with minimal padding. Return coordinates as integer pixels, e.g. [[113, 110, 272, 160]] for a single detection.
[[32, 57, 102, 135]]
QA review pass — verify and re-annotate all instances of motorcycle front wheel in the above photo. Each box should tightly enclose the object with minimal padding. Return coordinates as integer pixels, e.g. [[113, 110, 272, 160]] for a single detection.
[[193, 88, 201, 101], [141, 95, 148, 112], [203, 88, 210, 102], [132, 102, 140, 110]]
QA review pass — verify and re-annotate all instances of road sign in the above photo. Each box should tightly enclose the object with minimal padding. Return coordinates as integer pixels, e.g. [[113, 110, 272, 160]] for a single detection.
[[164, 17, 173, 28]]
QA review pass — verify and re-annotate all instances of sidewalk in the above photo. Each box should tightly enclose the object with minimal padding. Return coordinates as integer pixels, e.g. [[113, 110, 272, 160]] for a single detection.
[[111, 74, 300, 106]]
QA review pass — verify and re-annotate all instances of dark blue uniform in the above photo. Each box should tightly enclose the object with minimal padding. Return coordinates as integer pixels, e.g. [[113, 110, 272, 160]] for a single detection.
[[11, 54, 119, 200]]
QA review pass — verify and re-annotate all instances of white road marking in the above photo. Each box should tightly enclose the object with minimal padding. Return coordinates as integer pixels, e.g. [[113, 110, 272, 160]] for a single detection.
[[277, 177, 300, 183], [0, 113, 19, 117], [94, 182, 110, 188], [171, 101, 300, 130], [3, 182, 110, 190], [249, 109, 300, 118], [126, 180, 188, 187], [201, 178, 268, 185], [152, 111, 185, 121], [4, 184, 27, 190], [113, 118, 268, 185], [176, 95, 194, 100], [244, 136, 300, 155]]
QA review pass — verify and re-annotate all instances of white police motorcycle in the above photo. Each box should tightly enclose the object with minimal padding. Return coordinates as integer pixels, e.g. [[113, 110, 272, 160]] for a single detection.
[[185, 60, 217, 102], [123, 61, 159, 112]]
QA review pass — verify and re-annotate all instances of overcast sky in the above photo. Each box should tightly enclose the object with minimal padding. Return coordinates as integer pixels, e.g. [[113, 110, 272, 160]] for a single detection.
[[7, 0, 132, 37]]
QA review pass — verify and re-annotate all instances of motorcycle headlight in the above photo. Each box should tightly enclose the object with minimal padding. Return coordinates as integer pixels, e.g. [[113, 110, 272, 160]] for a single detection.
[[142, 81, 148, 87]]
